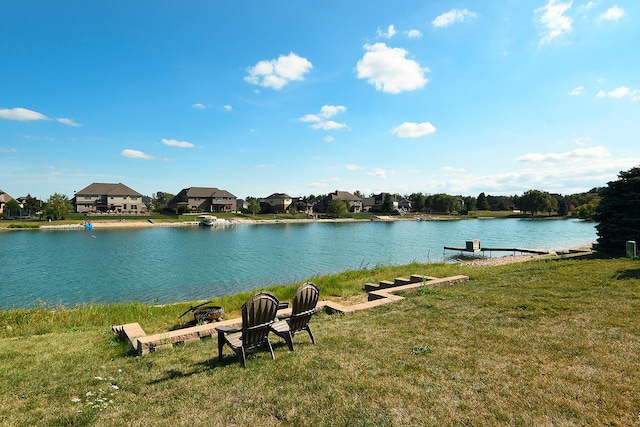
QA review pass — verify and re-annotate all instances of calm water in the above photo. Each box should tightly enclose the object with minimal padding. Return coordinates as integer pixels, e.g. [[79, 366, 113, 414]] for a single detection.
[[0, 218, 596, 309]]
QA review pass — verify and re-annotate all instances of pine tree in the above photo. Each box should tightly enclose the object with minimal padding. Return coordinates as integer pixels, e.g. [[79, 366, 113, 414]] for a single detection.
[[595, 166, 640, 254]]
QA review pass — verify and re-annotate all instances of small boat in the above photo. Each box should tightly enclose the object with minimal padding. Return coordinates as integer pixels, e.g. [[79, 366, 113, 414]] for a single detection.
[[198, 215, 218, 226]]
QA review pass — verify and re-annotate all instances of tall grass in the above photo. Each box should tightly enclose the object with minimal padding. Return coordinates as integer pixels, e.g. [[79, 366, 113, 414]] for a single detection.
[[1, 255, 639, 426]]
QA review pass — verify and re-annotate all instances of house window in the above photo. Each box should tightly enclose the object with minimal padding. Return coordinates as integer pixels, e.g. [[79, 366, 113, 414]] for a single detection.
[[131, 205, 137, 210], [131, 196, 138, 200]]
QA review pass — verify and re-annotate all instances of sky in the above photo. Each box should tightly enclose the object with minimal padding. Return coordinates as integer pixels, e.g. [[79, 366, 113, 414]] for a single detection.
[[1, 1, 639, 201]]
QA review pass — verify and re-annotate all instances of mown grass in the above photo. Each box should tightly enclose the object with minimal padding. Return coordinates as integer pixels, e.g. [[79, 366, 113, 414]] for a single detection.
[[1, 256, 639, 426]]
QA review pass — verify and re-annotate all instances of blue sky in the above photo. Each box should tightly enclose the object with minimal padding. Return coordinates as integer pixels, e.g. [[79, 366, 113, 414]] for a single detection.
[[1, 1, 639, 201]]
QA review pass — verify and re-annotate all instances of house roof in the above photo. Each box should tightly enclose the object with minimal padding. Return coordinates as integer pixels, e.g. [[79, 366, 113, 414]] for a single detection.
[[169, 187, 237, 205], [185, 187, 236, 199], [75, 183, 143, 197], [330, 190, 361, 201], [0, 190, 14, 203], [264, 193, 292, 200]]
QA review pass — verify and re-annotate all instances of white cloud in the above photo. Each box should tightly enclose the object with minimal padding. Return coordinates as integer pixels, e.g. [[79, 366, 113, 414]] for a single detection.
[[367, 168, 388, 179], [517, 146, 610, 163], [407, 29, 422, 38], [597, 5, 625, 23], [312, 120, 348, 130], [392, 121, 436, 138], [192, 103, 206, 109], [0, 147, 17, 153], [56, 117, 80, 127], [121, 149, 157, 160], [578, 1, 597, 14], [356, 43, 429, 94], [308, 181, 328, 189], [596, 86, 640, 101], [324, 136, 335, 143], [568, 86, 584, 95], [346, 164, 364, 171], [162, 138, 194, 148], [432, 9, 476, 28], [319, 105, 346, 118], [0, 107, 49, 121], [299, 105, 348, 130], [223, 105, 232, 111], [535, 0, 573, 46], [442, 166, 466, 173], [244, 52, 313, 90], [377, 24, 397, 38], [0, 107, 79, 126]]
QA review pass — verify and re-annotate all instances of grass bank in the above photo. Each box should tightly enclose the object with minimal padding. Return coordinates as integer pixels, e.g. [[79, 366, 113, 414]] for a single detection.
[[1, 256, 639, 426]]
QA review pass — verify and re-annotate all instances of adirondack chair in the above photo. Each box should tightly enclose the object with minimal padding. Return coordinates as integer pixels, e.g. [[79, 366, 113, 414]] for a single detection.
[[271, 282, 320, 351], [216, 291, 280, 368]]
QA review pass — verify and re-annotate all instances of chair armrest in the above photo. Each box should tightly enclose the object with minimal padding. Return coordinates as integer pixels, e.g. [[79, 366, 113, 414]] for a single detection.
[[215, 325, 240, 334], [276, 314, 292, 320]]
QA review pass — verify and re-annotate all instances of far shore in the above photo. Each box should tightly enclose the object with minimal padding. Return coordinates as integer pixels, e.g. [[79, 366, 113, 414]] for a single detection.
[[33, 216, 399, 230]]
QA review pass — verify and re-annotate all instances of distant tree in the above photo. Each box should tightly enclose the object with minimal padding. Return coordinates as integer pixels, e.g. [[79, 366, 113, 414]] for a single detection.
[[142, 195, 153, 212], [327, 199, 348, 218], [556, 196, 569, 216], [518, 190, 557, 216], [45, 193, 72, 220], [476, 192, 490, 210], [463, 196, 477, 212], [5, 199, 21, 217], [353, 190, 364, 198], [567, 188, 603, 208], [247, 197, 261, 215], [22, 194, 43, 214], [595, 166, 640, 254], [381, 194, 395, 213], [408, 192, 426, 212], [152, 192, 174, 212], [431, 193, 455, 213], [575, 203, 597, 220], [498, 198, 511, 211]]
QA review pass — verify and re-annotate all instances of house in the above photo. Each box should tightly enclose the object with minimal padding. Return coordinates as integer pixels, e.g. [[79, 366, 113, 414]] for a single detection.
[[362, 193, 398, 212], [167, 187, 237, 213], [486, 195, 515, 211], [315, 190, 362, 213], [552, 193, 573, 215], [0, 189, 16, 216], [291, 197, 314, 215], [74, 183, 144, 214], [260, 193, 293, 214]]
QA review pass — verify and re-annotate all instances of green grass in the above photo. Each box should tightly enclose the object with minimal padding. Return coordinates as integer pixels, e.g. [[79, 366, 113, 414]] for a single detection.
[[1, 256, 639, 426]]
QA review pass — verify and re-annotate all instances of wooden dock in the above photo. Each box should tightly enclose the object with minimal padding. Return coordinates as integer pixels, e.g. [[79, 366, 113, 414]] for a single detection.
[[444, 244, 549, 257]]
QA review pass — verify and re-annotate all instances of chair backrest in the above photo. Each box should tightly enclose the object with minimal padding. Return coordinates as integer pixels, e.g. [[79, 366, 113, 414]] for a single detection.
[[241, 292, 279, 350], [289, 282, 320, 332]]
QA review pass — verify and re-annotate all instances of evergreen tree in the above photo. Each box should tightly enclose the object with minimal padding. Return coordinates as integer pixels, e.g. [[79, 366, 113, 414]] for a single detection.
[[381, 194, 395, 213], [476, 192, 490, 210], [595, 166, 640, 254]]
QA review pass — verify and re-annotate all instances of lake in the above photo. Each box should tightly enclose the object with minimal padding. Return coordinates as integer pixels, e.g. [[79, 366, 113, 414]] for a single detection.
[[0, 218, 597, 309]]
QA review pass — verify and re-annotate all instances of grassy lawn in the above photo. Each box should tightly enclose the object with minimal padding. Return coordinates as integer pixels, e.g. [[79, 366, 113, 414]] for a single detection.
[[1, 256, 639, 426]]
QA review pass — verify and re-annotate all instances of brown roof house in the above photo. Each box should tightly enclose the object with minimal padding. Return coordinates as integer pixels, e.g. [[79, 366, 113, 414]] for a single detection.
[[315, 190, 363, 213], [0, 189, 16, 216], [260, 193, 293, 214], [167, 187, 237, 213], [74, 183, 144, 214]]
